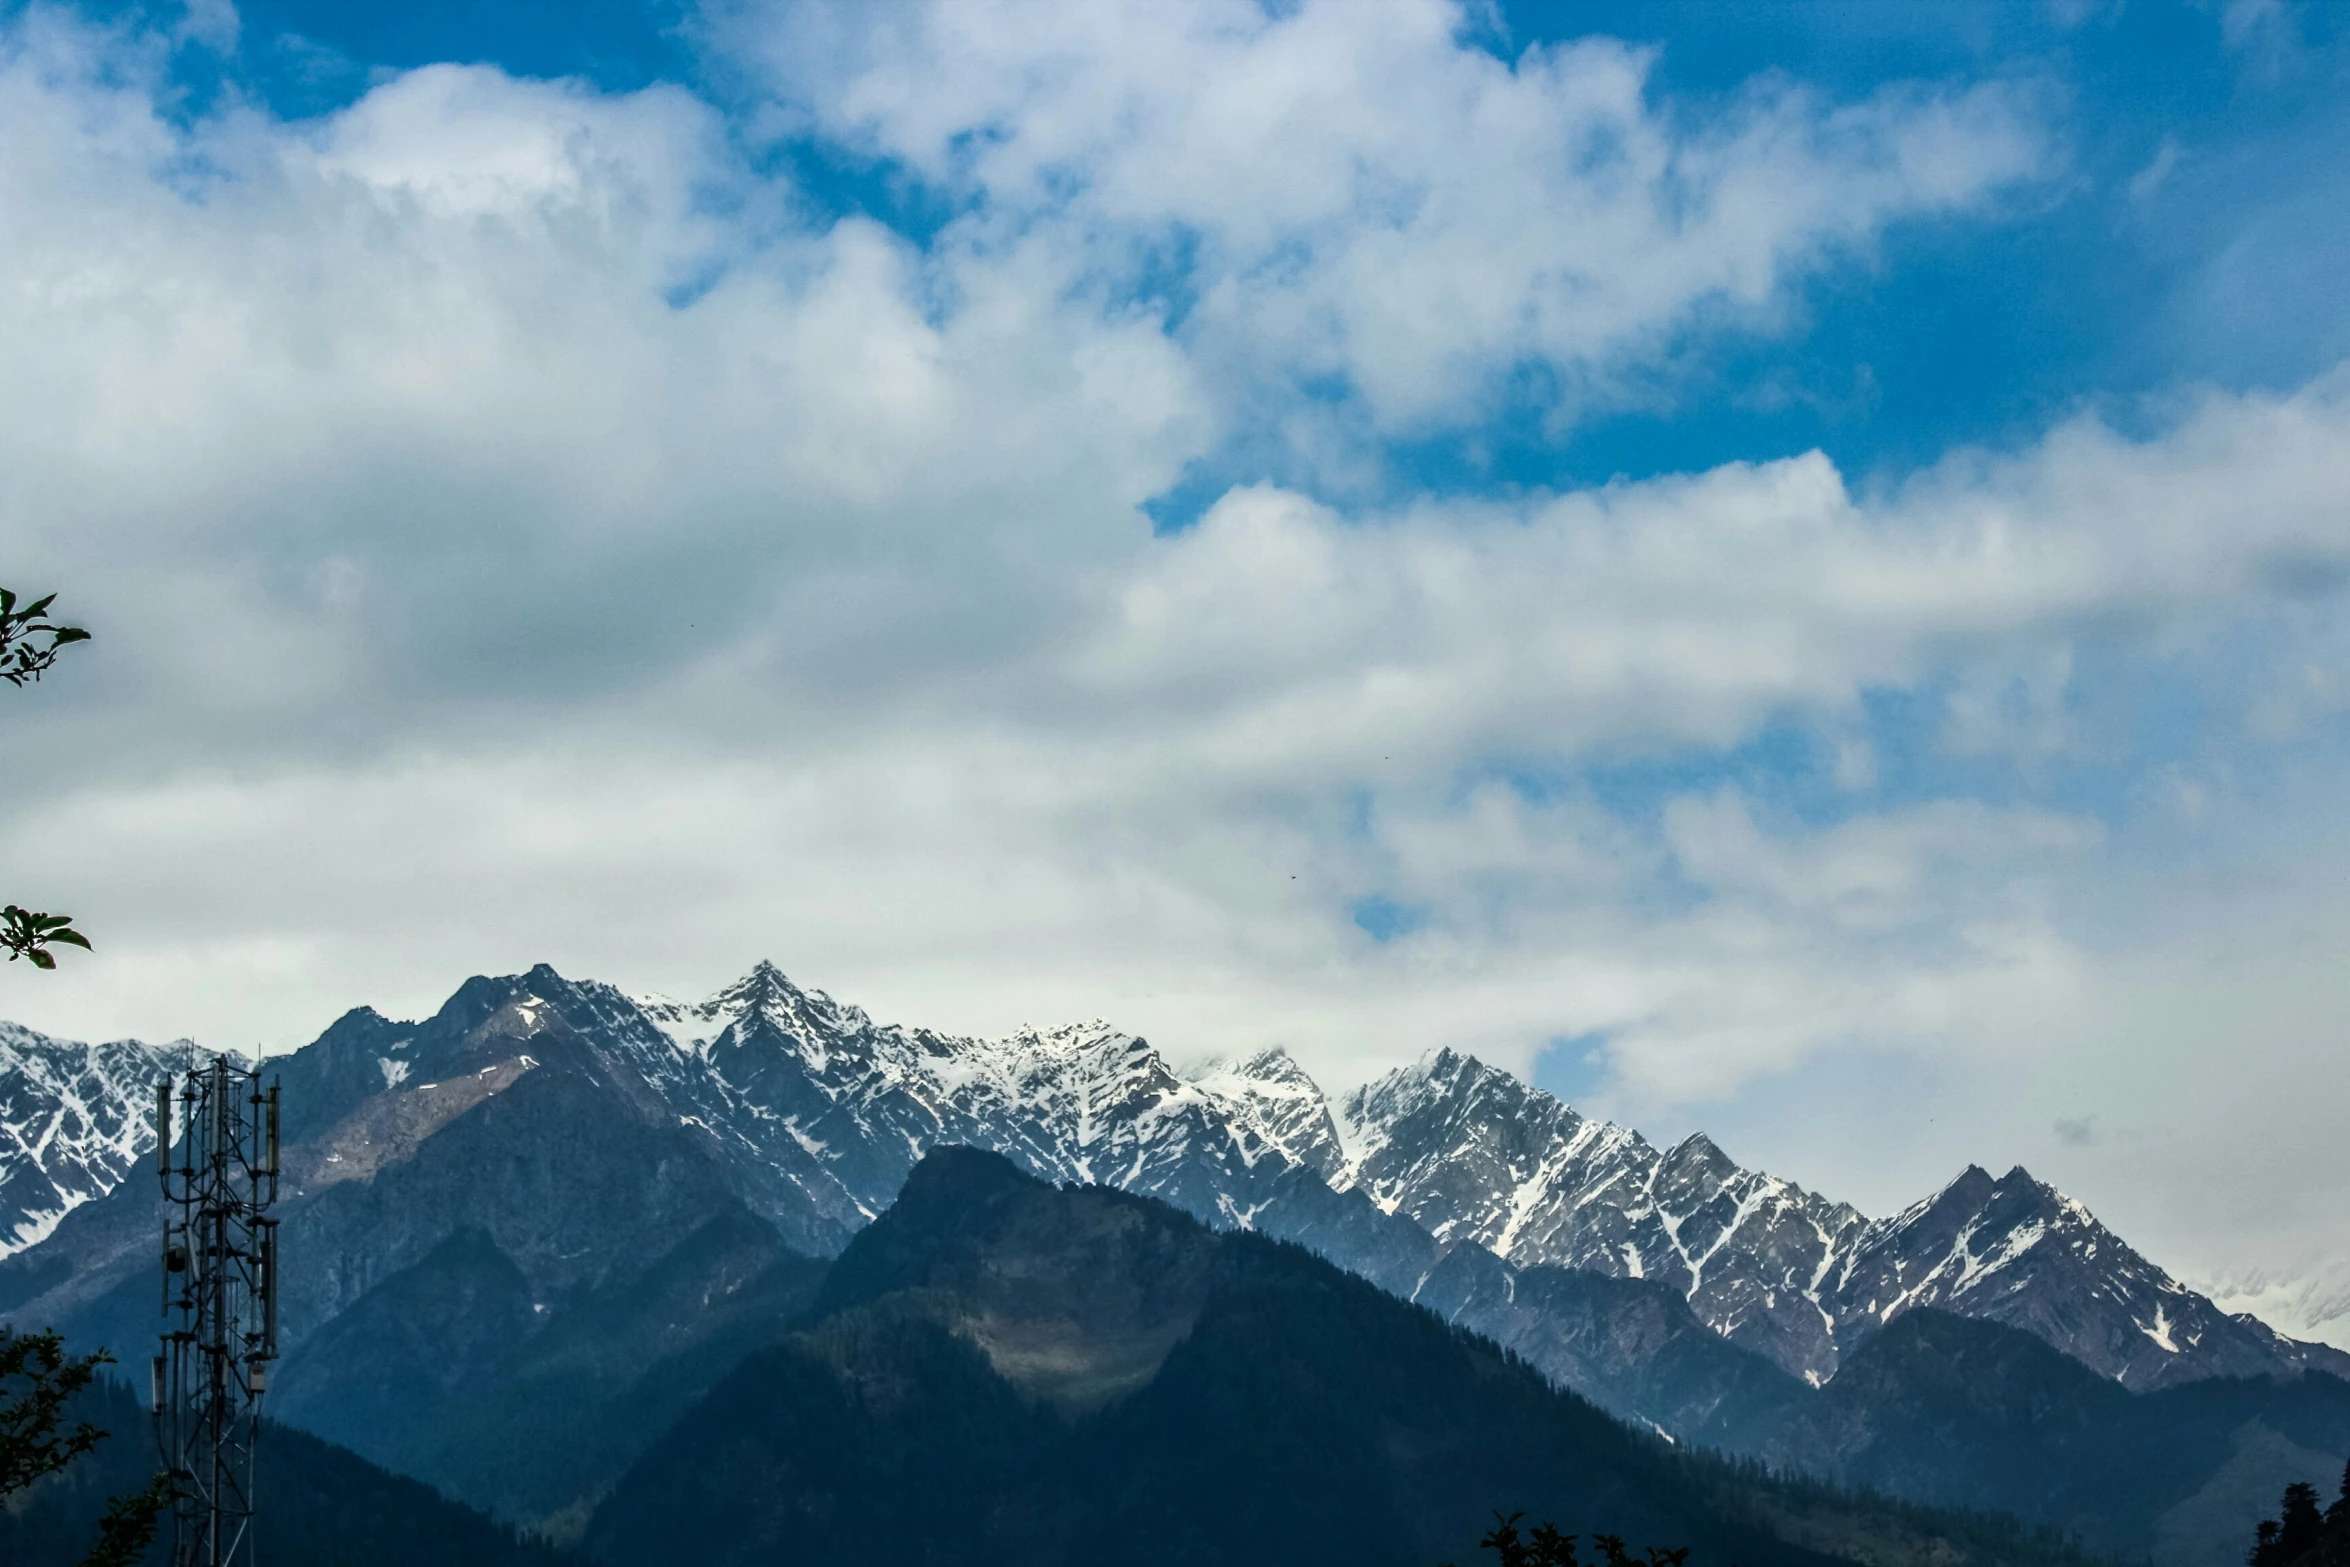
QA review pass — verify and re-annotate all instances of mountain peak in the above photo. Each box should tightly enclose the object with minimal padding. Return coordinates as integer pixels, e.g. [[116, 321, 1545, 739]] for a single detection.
[[720, 959, 802, 1003], [1940, 1163, 2000, 1204], [1385, 1045, 1528, 1107], [1418, 1043, 1474, 1078], [1188, 1044, 1308, 1084], [1662, 1130, 1737, 1181], [702, 961, 874, 1041]]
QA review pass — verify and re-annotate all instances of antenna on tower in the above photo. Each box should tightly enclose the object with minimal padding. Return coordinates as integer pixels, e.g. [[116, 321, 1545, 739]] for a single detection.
[[155, 1055, 282, 1567]]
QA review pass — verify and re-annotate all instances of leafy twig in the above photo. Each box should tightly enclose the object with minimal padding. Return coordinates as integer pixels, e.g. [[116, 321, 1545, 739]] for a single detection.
[[1, 905, 92, 969], [0, 588, 90, 687]]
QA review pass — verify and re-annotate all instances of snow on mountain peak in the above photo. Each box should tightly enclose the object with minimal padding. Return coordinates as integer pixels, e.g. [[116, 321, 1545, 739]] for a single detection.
[[0, 1022, 188, 1255]]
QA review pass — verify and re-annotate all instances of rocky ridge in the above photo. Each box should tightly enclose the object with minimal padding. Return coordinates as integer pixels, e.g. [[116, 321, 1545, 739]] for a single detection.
[[2, 962, 2342, 1400]]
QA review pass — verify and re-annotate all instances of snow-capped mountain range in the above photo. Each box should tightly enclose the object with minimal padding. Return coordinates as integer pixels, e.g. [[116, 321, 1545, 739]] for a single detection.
[[2, 960, 2343, 1397]]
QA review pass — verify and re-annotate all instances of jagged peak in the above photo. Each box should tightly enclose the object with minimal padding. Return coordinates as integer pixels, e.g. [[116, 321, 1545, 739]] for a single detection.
[[1418, 1043, 1478, 1079], [712, 959, 812, 1007], [986, 1024, 1173, 1088], [1981, 1164, 2068, 1216], [1185, 1044, 1313, 1086], [1661, 1130, 1736, 1178], [693, 961, 876, 1037], [1994, 1166, 2100, 1226], [1016, 1016, 1122, 1039], [1934, 1162, 2000, 1205], [1360, 1044, 1511, 1101]]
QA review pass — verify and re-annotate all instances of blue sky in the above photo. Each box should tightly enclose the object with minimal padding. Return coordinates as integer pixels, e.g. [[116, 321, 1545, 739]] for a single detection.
[[3, 0, 2349, 1337]]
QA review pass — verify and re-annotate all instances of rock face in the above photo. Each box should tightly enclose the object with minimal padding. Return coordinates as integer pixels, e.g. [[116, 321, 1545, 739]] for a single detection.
[[1335, 1048, 2350, 1392], [0, 1022, 188, 1254], [2, 960, 2342, 1436], [1335, 1047, 1865, 1384]]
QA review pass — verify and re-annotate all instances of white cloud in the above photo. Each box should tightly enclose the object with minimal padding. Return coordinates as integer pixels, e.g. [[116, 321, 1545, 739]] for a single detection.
[[722, 0, 2050, 442], [2194, 1256, 2350, 1352]]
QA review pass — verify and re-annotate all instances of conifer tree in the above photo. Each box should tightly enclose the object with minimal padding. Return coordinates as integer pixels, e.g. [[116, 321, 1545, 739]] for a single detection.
[[0, 1329, 169, 1567], [2281, 1482, 2327, 1563], [2328, 1457, 2350, 1529], [1443, 1513, 1689, 1567]]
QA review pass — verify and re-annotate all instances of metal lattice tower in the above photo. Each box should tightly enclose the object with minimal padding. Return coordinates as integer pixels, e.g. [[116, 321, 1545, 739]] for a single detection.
[[153, 1055, 281, 1567]]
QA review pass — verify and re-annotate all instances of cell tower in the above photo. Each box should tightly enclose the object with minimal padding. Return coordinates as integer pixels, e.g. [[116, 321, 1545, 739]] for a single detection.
[[153, 1055, 282, 1567]]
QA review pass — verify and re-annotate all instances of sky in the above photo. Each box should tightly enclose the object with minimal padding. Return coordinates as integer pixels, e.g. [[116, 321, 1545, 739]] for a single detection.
[[2, 0, 2348, 1342]]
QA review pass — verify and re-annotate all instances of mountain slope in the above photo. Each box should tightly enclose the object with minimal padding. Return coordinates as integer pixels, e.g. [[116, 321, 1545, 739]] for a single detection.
[[1412, 1240, 1809, 1448], [581, 1148, 2092, 1567], [270, 1202, 828, 1530], [0, 1377, 570, 1567], [1752, 1308, 2350, 1567]]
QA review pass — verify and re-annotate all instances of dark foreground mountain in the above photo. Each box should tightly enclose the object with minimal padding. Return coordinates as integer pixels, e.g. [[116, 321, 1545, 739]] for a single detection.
[[0, 1377, 567, 1567], [581, 1147, 2100, 1567], [269, 1204, 829, 1532], [1754, 1309, 2350, 1567]]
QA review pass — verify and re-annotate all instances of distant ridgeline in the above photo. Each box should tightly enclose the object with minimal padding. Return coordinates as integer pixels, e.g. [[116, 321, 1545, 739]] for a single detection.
[[2, 964, 2347, 1567]]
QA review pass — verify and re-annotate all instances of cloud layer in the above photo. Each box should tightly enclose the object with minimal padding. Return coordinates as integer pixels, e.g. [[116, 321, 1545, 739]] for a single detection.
[[2, 1, 2347, 1300]]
